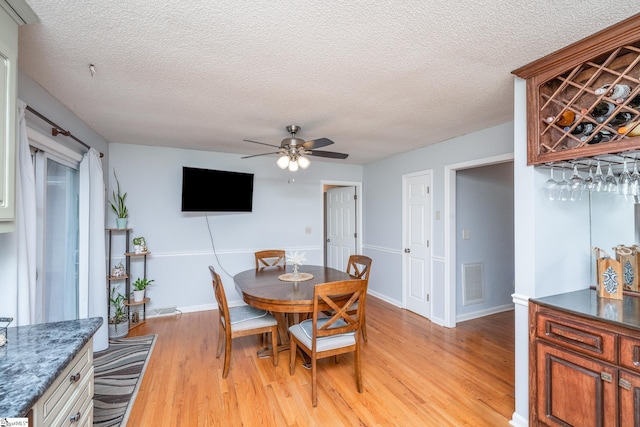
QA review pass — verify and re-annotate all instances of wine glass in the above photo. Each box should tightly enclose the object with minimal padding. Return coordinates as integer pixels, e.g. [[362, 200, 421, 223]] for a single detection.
[[619, 159, 632, 199], [584, 165, 594, 191], [604, 163, 618, 193], [557, 167, 570, 201], [592, 160, 604, 192], [630, 160, 640, 203], [543, 167, 559, 201], [568, 164, 585, 201]]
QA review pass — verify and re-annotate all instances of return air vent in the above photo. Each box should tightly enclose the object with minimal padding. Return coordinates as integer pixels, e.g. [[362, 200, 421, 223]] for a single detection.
[[462, 263, 484, 306]]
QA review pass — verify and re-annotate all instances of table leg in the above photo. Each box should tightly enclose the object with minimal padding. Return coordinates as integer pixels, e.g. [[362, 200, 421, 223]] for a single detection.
[[256, 312, 312, 369]]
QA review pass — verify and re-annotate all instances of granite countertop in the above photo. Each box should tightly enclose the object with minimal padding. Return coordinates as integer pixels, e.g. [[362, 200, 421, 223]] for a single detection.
[[532, 288, 640, 332], [0, 317, 103, 418]]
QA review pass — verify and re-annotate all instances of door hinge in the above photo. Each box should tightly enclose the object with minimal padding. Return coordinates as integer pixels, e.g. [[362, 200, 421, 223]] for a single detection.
[[427, 294, 430, 302], [427, 186, 430, 194], [427, 240, 430, 248], [354, 232, 357, 238], [354, 194, 357, 200]]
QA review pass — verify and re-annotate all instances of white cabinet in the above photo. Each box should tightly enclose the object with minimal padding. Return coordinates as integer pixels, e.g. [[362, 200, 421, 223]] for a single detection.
[[0, 0, 38, 233], [30, 338, 95, 426], [0, 5, 18, 232]]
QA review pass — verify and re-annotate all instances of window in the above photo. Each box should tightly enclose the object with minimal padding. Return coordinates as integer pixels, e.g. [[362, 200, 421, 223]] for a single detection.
[[30, 132, 82, 323]]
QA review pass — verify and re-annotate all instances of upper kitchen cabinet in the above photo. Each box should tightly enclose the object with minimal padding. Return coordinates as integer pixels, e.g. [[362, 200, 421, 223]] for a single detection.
[[0, 1, 37, 233], [513, 14, 640, 165]]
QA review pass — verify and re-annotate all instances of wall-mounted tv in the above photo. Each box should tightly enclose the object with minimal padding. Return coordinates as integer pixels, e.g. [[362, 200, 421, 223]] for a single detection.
[[181, 167, 254, 212]]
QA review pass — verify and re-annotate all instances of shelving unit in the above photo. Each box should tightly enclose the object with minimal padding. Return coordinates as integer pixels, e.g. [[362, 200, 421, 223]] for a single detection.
[[106, 228, 151, 334], [513, 13, 640, 165]]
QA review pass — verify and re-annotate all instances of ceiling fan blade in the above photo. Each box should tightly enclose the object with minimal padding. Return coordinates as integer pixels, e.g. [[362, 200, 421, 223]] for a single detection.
[[302, 138, 334, 150], [241, 151, 281, 159], [307, 150, 349, 159], [243, 139, 281, 149]]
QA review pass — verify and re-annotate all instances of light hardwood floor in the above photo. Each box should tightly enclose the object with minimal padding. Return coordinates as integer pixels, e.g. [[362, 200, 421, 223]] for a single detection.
[[126, 296, 515, 426]]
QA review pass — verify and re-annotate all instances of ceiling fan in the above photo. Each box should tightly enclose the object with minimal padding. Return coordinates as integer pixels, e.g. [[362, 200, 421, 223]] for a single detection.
[[242, 125, 348, 171]]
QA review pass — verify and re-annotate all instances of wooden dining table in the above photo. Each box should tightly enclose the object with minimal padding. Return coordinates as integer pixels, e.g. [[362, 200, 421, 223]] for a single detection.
[[233, 264, 353, 361]]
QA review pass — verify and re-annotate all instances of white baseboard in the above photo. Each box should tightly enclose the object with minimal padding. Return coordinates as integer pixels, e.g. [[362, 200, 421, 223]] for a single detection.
[[456, 304, 514, 323], [509, 411, 527, 427]]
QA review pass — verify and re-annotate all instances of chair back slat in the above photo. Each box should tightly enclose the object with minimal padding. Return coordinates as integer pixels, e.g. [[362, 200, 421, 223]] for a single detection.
[[347, 255, 372, 281], [255, 250, 286, 269], [312, 279, 367, 341], [209, 266, 230, 325]]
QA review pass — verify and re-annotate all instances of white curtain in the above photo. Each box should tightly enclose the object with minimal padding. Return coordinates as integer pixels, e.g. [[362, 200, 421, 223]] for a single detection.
[[6, 100, 37, 325], [79, 148, 108, 351]]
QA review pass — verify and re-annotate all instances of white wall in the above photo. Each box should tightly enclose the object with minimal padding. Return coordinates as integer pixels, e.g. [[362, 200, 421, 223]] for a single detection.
[[362, 122, 514, 323], [107, 143, 363, 313], [456, 162, 514, 319]]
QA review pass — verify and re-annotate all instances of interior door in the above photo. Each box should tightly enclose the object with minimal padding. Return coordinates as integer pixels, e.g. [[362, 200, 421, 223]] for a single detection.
[[403, 172, 431, 319], [326, 186, 356, 271]]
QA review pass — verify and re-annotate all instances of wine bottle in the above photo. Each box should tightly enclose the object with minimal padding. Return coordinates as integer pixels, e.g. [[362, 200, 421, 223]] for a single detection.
[[619, 122, 640, 137], [584, 130, 614, 144], [609, 111, 634, 127], [555, 111, 575, 127], [590, 101, 616, 123], [628, 95, 640, 110], [569, 122, 595, 136], [595, 84, 631, 100]]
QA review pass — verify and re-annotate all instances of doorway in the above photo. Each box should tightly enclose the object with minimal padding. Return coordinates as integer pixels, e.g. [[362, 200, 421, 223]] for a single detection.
[[444, 153, 514, 327], [402, 170, 432, 319], [322, 180, 363, 268]]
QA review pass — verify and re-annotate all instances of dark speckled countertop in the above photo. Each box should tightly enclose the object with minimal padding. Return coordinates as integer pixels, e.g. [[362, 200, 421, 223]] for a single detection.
[[532, 289, 640, 332], [0, 317, 102, 418]]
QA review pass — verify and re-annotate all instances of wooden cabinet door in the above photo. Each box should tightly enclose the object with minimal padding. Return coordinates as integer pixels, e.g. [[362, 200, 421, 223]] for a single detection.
[[537, 341, 617, 427], [620, 370, 640, 427]]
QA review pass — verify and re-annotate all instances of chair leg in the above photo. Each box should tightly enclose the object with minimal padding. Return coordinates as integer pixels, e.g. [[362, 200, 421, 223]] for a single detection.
[[354, 344, 363, 393], [311, 356, 318, 407], [222, 334, 232, 379], [216, 325, 224, 358], [289, 339, 297, 375], [271, 326, 278, 366]]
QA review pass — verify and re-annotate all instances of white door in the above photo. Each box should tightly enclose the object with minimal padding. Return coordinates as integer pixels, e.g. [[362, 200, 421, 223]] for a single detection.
[[403, 172, 432, 319], [326, 186, 357, 271]]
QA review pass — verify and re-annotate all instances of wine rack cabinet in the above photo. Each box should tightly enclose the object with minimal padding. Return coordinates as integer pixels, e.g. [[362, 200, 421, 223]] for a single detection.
[[513, 14, 640, 165]]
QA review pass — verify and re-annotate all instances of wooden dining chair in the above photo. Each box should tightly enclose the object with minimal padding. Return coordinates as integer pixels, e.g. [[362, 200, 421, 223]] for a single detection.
[[288, 279, 367, 407], [255, 250, 286, 269], [346, 255, 372, 341], [208, 266, 278, 378]]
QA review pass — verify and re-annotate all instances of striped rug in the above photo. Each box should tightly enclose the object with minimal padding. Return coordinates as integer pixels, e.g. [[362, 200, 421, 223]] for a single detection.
[[93, 335, 157, 426]]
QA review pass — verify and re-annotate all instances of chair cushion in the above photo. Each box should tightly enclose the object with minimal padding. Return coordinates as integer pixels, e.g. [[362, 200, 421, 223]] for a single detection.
[[289, 318, 356, 352], [228, 305, 276, 328]]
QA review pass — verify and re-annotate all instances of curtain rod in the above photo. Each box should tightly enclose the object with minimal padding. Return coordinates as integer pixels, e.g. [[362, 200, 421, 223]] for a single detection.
[[25, 105, 104, 158]]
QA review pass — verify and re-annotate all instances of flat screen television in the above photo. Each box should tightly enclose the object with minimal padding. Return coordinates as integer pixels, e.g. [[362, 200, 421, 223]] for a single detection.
[[181, 167, 254, 212]]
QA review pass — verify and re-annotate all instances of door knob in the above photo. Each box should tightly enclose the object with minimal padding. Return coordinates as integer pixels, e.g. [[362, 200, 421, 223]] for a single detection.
[[404, 248, 410, 253]]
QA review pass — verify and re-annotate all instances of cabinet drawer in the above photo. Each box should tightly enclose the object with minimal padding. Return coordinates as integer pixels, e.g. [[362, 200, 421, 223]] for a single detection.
[[620, 336, 640, 373], [536, 312, 616, 362], [40, 343, 93, 425], [51, 367, 93, 426]]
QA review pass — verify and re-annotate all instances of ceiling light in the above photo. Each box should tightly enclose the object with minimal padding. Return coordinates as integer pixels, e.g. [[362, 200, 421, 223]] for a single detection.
[[277, 155, 289, 169], [298, 155, 310, 169], [288, 160, 299, 172]]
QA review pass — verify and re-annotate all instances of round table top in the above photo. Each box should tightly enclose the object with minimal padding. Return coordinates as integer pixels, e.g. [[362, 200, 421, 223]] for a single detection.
[[233, 264, 352, 313]]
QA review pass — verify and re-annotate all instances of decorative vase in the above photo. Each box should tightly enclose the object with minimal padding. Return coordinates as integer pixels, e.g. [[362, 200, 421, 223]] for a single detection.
[[108, 320, 129, 338], [134, 245, 143, 254], [292, 263, 300, 278], [133, 289, 145, 302], [116, 217, 127, 229]]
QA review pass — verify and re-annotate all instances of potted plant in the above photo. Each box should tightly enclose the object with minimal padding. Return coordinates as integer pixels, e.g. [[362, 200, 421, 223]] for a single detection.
[[132, 236, 147, 254], [109, 171, 128, 229], [108, 288, 129, 338], [132, 277, 154, 302]]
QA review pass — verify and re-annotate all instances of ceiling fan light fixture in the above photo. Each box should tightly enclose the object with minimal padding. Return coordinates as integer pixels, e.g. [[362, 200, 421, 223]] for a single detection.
[[277, 155, 290, 169], [288, 160, 299, 172], [298, 155, 310, 169]]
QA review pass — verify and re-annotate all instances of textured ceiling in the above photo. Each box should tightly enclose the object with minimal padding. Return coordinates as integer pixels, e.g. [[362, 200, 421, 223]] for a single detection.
[[16, 1, 640, 165]]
